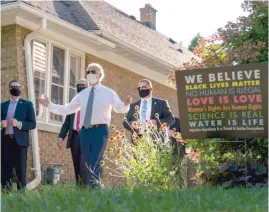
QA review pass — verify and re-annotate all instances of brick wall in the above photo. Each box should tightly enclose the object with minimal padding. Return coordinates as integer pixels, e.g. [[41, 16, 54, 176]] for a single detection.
[[1, 25, 19, 100], [1, 24, 179, 186]]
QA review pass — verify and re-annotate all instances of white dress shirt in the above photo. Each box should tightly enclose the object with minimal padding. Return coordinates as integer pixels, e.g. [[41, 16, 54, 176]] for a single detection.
[[49, 83, 129, 126], [4, 97, 22, 133], [73, 111, 79, 130], [139, 96, 152, 121]]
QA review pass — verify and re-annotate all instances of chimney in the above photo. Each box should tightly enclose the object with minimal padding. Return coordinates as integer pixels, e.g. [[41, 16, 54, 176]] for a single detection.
[[140, 4, 157, 30]]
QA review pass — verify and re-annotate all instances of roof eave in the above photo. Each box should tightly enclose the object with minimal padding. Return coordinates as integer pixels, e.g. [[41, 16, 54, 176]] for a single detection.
[[1, 2, 116, 49], [89, 30, 175, 70]]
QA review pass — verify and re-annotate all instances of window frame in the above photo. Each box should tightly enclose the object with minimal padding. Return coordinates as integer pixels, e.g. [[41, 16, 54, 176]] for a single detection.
[[31, 35, 85, 129], [68, 53, 82, 102], [32, 39, 49, 121]]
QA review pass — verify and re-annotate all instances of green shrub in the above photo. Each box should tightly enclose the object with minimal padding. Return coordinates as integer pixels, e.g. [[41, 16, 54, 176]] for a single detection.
[[102, 125, 187, 190]]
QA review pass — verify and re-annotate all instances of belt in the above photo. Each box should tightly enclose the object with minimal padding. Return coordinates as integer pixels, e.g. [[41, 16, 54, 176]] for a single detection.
[[4, 134, 14, 138], [82, 124, 107, 129]]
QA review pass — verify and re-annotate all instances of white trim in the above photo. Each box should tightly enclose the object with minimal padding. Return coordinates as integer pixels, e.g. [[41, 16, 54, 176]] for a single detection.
[[30, 35, 85, 128], [32, 34, 85, 64], [13, 16, 100, 55], [92, 30, 175, 69], [24, 17, 47, 191], [95, 50, 175, 89], [81, 54, 86, 79], [50, 44, 66, 123], [70, 52, 84, 81], [37, 122, 61, 134], [63, 47, 69, 107], [32, 39, 48, 121], [1, 1, 21, 11], [45, 40, 52, 123]]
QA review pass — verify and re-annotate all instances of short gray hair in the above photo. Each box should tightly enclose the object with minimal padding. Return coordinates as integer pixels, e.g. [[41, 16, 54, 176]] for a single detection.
[[139, 79, 153, 88], [86, 63, 105, 81]]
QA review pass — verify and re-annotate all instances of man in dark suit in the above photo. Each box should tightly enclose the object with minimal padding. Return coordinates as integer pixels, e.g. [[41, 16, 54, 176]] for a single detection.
[[169, 117, 185, 160], [123, 79, 174, 143], [1, 80, 36, 191], [57, 79, 88, 184]]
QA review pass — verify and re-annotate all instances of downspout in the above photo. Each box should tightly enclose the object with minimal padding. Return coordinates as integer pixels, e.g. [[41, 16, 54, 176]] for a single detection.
[[24, 18, 47, 190]]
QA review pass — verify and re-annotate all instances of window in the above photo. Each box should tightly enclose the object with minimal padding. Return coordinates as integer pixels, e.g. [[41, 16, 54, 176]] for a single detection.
[[31, 39, 83, 125], [32, 40, 47, 120], [50, 46, 65, 123], [69, 55, 81, 101]]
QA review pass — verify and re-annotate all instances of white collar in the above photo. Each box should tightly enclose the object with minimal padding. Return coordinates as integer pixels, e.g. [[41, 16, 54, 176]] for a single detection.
[[10, 97, 20, 103], [141, 96, 152, 103], [89, 82, 102, 90]]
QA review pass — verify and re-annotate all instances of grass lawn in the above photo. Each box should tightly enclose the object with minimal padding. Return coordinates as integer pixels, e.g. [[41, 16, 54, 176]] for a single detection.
[[1, 185, 268, 212]]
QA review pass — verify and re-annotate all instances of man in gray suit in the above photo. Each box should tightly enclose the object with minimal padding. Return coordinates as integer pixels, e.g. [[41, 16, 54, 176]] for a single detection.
[[123, 79, 174, 143]]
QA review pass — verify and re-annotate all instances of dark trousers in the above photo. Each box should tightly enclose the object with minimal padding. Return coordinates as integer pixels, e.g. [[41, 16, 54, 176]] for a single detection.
[[1, 135, 28, 191], [79, 125, 108, 188], [70, 131, 81, 184]]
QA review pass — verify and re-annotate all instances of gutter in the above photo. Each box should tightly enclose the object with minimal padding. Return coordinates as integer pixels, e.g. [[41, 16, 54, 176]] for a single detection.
[[24, 18, 47, 190]]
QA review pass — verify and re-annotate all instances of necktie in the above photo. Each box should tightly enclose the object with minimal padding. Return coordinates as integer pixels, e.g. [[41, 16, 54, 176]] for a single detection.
[[5, 101, 16, 135], [76, 110, 81, 132], [83, 87, 95, 128], [141, 99, 147, 126]]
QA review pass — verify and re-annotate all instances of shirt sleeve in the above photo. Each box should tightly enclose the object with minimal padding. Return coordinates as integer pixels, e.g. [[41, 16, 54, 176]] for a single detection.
[[48, 94, 81, 115], [111, 90, 130, 113]]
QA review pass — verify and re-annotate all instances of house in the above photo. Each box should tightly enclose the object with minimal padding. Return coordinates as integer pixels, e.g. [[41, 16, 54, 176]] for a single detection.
[[1, 0, 195, 187]]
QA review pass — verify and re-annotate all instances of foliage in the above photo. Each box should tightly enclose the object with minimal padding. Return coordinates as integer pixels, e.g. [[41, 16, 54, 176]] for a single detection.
[[168, 1, 268, 186], [188, 33, 202, 52], [218, 1, 268, 64], [185, 139, 268, 186], [102, 124, 186, 190], [168, 1, 268, 85]]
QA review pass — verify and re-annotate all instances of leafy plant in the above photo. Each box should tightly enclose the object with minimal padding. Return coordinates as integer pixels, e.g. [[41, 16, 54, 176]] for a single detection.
[[101, 123, 187, 190]]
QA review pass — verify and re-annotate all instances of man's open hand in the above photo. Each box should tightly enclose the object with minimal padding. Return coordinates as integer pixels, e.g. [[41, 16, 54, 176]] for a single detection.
[[38, 95, 50, 107], [57, 138, 64, 148], [123, 96, 132, 106]]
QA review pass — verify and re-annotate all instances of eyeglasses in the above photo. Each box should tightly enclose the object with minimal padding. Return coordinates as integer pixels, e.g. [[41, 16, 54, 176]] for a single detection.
[[86, 70, 97, 75], [137, 86, 148, 91]]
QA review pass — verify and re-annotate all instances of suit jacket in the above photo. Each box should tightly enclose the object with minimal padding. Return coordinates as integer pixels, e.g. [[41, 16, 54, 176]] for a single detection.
[[123, 97, 175, 137], [58, 113, 77, 149], [1, 98, 36, 147]]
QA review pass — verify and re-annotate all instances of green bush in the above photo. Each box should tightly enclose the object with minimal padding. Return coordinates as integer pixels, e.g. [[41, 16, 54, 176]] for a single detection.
[[102, 126, 187, 190], [186, 138, 268, 186]]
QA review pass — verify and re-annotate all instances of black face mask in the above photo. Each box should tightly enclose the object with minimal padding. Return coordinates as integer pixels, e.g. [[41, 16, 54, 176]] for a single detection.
[[139, 89, 151, 98], [10, 88, 21, 96], [77, 85, 87, 93]]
